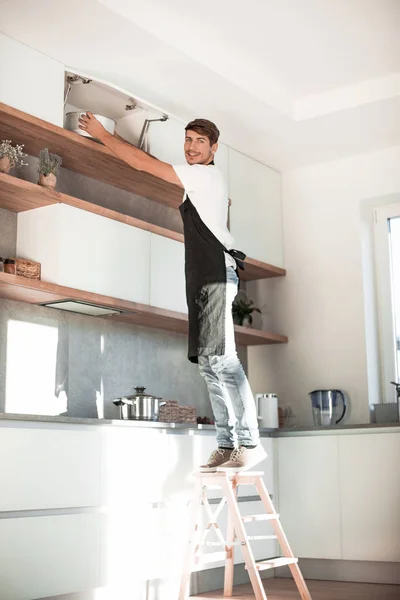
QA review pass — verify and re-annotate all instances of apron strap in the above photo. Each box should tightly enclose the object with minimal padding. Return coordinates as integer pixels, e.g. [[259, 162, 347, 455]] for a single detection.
[[225, 248, 246, 270]]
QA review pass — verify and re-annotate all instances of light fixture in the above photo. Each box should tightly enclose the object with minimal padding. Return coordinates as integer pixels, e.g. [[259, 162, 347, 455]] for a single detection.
[[41, 299, 125, 317]]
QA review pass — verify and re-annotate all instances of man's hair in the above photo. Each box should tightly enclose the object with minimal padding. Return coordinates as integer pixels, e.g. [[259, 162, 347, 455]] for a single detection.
[[185, 119, 220, 146]]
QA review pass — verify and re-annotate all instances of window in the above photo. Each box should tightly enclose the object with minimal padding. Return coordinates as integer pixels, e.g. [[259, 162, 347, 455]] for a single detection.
[[5, 319, 67, 415], [374, 203, 400, 402]]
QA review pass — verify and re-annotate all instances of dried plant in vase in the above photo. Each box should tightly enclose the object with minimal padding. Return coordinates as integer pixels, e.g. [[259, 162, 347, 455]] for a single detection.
[[38, 148, 62, 189], [0, 140, 28, 174]]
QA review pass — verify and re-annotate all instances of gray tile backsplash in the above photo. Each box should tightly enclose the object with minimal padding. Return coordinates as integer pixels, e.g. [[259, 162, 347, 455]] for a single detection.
[[0, 162, 247, 420], [0, 297, 213, 419], [0, 208, 17, 257]]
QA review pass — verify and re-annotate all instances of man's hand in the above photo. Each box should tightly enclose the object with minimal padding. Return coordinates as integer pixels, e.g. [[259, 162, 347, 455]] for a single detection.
[[78, 112, 108, 141]]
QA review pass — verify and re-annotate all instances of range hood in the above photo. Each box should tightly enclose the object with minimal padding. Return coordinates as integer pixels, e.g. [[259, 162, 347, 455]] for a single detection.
[[41, 299, 125, 317]]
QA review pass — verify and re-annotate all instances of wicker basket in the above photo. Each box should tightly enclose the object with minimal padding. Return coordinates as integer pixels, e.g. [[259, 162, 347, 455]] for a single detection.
[[11, 258, 41, 280], [159, 401, 179, 423], [159, 400, 197, 424]]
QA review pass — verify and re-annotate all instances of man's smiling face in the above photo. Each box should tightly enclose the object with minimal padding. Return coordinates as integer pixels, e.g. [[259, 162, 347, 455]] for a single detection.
[[184, 129, 218, 165]]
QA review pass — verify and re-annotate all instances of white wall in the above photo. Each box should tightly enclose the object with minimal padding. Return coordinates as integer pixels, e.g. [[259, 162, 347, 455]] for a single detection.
[[247, 146, 400, 426]]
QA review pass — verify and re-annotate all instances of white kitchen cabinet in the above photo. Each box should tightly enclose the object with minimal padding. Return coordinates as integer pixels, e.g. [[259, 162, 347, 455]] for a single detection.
[[339, 432, 400, 562], [229, 149, 283, 266], [104, 426, 171, 506], [150, 233, 187, 313], [17, 204, 151, 304], [0, 426, 102, 511], [215, 143, 229, 187], [260, 437, 275, 496], [104, 505, 183, 593], [0, 33, 64, 127], [0, 514, 103, 600], [64, 68, 169, 148], [277, 436, 341, 559]]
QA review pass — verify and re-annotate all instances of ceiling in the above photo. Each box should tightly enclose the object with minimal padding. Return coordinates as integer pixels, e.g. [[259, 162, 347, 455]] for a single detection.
[[98, 0, 400, 103], [1, 0, 399, 170]]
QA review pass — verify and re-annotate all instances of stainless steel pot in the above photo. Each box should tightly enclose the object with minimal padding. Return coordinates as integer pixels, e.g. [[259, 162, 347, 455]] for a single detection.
[[113, 386, 165, 421], [65, 111, 116, 141]]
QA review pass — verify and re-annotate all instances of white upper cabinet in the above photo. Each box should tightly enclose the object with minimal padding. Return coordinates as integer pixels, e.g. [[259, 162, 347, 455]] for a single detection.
[[149, 233, 187, 314], [0, 34, 64, 126], [214, 142, 229, 188], [17, 204, 151, 304], [229, 149, 283, 266], [63, 68, 172, 148]]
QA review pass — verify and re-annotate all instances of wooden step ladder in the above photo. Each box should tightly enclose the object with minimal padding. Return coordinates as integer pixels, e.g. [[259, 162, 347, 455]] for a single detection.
[[179, 471, 312, 600]]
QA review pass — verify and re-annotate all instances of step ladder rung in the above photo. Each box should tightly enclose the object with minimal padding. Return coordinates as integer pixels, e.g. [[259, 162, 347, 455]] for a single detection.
[[247, 557, 298, 572], [201, 541, 229, 547], [200, 535, 277, 546], [200, 541, 238, 547], [242, 513, 279, 522], [247, 535, 277, 541], [202, 485, 222, 490]]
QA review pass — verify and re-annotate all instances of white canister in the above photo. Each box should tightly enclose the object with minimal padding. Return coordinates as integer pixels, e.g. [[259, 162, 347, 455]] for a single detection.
[[255, 393, 279, 428]]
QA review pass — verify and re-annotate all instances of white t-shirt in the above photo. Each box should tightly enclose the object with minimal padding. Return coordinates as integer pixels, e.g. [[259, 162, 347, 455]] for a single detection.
[[172, 163, 236, 268]]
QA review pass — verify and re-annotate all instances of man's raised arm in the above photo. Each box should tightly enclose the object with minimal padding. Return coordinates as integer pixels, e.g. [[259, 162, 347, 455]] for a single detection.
[[79, 112, 183, 187]]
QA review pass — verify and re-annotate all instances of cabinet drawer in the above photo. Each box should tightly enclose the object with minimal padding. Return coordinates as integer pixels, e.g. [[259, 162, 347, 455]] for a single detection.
[[0, 426, 102, 511], [0, 513, 103, 600]]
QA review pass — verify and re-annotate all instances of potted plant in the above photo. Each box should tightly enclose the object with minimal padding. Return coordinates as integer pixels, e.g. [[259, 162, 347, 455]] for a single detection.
[[232, 296, 261, 327], [0, 140, 28, 174], [38, 148, 62, 189]]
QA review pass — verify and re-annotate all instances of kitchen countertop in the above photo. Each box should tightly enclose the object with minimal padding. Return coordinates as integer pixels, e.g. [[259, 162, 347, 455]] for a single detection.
[[1, 412, 399, 436]]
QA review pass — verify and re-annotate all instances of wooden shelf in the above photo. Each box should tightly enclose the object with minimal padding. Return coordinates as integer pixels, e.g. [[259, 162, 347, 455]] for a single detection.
[[242, 256, 286, 280], [0, 273, 288, 346], [0, 102, 183, 209], [0, 172, 183, 243], [0, 173, 286, 281]]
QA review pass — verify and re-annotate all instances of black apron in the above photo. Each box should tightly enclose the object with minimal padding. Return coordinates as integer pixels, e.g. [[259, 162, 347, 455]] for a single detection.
[[179, 167, 246, 363]]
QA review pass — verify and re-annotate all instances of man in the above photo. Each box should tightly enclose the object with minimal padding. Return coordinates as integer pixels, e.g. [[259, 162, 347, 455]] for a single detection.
[[79, 113, 266, 471]]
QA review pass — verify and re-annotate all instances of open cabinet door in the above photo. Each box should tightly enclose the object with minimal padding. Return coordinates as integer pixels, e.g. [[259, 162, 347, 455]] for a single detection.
[[64, 67, 171, 151]]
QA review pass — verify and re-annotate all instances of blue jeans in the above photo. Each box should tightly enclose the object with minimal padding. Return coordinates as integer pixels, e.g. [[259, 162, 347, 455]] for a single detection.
[[198, 267, 260, 448]]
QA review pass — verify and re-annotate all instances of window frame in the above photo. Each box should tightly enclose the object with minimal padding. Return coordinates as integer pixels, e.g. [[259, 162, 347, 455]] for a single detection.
[[373, 202, 400, 403]]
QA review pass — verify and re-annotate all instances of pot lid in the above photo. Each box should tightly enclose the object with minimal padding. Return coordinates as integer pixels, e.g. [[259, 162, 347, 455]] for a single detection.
[[123, 386, 162, 400]]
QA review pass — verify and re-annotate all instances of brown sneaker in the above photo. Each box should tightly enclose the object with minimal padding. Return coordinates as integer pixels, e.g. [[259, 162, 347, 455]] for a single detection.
[[198, 448, 233, 472], [217, 445, 267, 472]]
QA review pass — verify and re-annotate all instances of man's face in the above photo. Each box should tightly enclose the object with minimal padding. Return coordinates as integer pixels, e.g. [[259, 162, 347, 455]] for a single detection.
[[184, 130, 218, 165]]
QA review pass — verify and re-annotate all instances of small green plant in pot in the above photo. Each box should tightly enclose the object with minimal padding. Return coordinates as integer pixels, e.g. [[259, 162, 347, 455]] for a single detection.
[[38, 148, 62, 189], [0, 140, 28, 174], [232, 296, 261, 327]]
